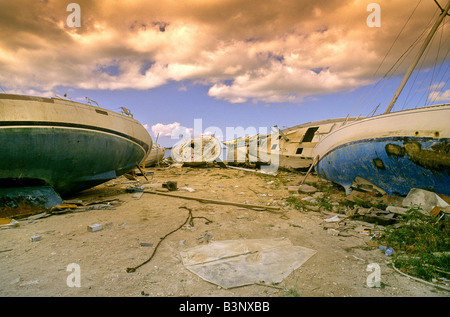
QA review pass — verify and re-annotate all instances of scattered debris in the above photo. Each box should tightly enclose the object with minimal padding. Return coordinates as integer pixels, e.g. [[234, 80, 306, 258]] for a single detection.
[[0, 218, 19, 230], [297, 184, 318, 193], [127, 206, 212, 273], [162, 181, 178, 191], [87, 224, 103, 232], [351, 177, 387, 195], [132, 192, 144, 200], [386, 206, 408, 215], [379, 245, 395, 256], [402, 188, 449, 214], [179, 186, 195, 192], [179, 238, 317, 289], [141, 189, 282, 212], [30, 235, 41, 242], [323, 215, 341, 223]]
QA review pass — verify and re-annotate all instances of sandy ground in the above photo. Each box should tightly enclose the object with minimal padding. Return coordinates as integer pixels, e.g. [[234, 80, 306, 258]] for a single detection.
[[0, 165, 448, 298]]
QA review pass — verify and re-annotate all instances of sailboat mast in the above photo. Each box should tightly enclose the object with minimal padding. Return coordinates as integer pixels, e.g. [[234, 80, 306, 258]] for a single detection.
[[384, 0, 450, 114]]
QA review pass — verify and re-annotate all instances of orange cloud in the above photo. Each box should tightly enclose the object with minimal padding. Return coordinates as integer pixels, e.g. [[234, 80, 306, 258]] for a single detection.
[[0, 0, 447, 103]]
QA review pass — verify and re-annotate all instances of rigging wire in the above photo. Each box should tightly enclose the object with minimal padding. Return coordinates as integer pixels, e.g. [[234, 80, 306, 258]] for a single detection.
[[399, 21, 438, 110], [348, 0, 423, 117], [391, 7, 443, 110], [426, 18, 450, 105], [424, 16, 445, 106], [361, 23, 430, 114], [404, 17, 449, 108]]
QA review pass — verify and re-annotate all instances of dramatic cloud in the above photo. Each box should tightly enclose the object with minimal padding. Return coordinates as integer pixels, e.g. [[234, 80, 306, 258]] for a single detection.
[[151, 122, 193, 138], [0, 0, 448, 104]]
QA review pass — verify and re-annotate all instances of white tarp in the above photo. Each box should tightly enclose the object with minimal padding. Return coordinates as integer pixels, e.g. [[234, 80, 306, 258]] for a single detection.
[[180, 238, 316, 289]]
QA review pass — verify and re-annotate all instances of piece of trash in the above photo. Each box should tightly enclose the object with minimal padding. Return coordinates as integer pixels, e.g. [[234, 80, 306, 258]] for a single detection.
[[324, 215, 341, 222], [266, 181, 274, 185], [180, 238, 316, 289], [50, 204, 78, 212], [30, 235, 41, 242], [371, 233, 382, 240], [126, 186, 144, 193], [19, 280, 40, 286], [351, 177, 387, 195], [327, 229, 340, 236], [132, 192, 144, 199], [379, 245, 395, 256], [301, 196, 316, 203], [179, 186, 195, 193], [162, 181, 178, 191], [198, 233, 214, 243], [385, 248, 394, 256], [87, 224, 103, 232], [139, 243, 153, 247], [0, 218, 19, 230]]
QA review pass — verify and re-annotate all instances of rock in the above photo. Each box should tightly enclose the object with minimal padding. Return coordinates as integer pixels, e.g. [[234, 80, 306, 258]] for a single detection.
[[312, 192, 324, 198], [356, 207, 370, 215], [30, 235, 41, 242], [327, 229, 340, 236], [402, 188, 449, 214], [288, 186, 300, 193], [386, 206, 408, 215], [301, 196, 317, 203], [345, 208, 357, 217], [87, 224, 103, 232]]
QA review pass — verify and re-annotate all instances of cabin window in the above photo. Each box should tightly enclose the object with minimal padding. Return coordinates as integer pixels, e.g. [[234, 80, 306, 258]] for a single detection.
[[302, 127, 318, 142], [296, 148, 303, 154]]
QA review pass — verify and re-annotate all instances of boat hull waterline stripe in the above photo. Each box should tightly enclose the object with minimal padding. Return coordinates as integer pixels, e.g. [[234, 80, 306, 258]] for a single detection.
[[0, 121, 149, 153]]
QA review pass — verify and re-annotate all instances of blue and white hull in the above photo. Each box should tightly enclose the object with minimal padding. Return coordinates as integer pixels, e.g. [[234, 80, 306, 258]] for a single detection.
[[313, 104, 450, 196]]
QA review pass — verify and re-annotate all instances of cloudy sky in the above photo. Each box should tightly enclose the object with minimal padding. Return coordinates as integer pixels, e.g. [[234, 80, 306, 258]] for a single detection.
[[1, 0, 449, 146]]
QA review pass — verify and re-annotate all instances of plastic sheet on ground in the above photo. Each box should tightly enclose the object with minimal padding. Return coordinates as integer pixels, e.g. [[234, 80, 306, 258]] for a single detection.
[[180, 238, 317, 289]]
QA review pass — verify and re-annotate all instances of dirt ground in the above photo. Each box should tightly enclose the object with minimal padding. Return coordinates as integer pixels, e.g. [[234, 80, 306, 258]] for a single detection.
[[0, 164, 448, 298]]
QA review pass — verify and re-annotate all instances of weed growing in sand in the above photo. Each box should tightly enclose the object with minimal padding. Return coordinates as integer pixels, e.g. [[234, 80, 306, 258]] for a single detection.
[[380, 206, 450, 283]]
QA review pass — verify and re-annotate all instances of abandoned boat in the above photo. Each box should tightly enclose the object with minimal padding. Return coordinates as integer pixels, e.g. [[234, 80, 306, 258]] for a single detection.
[[313, 1, 450, 196], [223, 117, 363, 170], [274, 118, 363, 169], [142, 143, 166, 167], [0, 93, 152, 196], [171, 135, 221, 165]]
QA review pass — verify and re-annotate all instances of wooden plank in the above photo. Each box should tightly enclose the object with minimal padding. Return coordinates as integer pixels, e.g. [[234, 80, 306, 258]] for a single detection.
[[143, 190, 281, 211]]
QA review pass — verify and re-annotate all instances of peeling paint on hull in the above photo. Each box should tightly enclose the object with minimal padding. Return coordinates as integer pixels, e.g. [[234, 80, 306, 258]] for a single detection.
[[315, 137, 450, 196], [0, 94, 152, 198]]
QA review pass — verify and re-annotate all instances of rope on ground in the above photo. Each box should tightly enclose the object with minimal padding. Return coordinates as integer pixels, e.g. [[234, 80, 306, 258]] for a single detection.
[[392, 262, 450, 292], [126, 206, 212, 273]]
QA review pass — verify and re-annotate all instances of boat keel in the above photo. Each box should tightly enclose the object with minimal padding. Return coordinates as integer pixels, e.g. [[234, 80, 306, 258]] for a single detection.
[[0, 186, 63, 219]]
